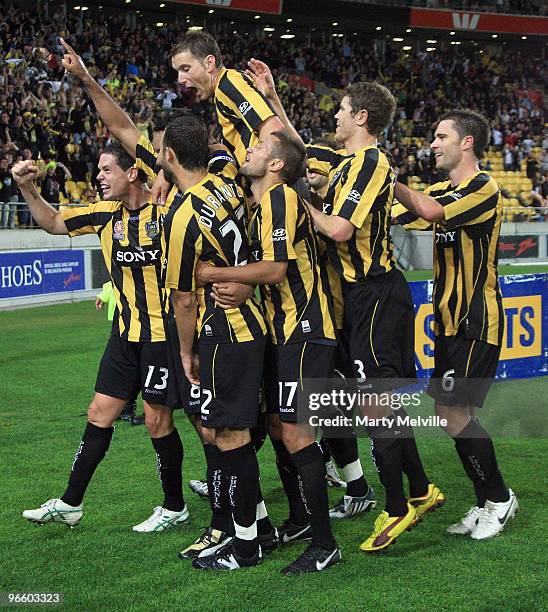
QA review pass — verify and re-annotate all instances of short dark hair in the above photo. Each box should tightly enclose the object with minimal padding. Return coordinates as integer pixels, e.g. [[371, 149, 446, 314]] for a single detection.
[[439, 109, 490, 158], [270, 131, 306, 185], [312, 137, 339, 150], [163, 114, 209, 171], [344, 82, 396, 137], [102, 140, 135, 172], [170, 31, 223, 68], [152, 108, 192, 134], [102, 140, 146, 182]]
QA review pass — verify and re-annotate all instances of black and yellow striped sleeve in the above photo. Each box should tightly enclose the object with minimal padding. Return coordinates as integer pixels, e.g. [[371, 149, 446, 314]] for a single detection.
[[332, 149, 388, 228], [391, 202, 432, 231], [216, 69, 276, 132], [164, 205, 201, 293], [260, 185, 298, 262], [135, 134, 159, 182], [61, 201, 114, 236], [208, 150, 239, 180], [305, 145, 345, 176], [437, 173, 499, 230]]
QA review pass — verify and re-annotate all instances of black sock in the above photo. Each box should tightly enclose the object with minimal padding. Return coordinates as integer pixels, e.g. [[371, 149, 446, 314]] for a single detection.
[[453, 418, 509, 503], [324, 436, 368, 497], [251, 412, 268, 453], [222, 442, 259, 558], [368, 424, 407, 517], [151, 428, 184, 512], [203, 444, 232, 533], [395, 408, 430, 498], [473, 480, 487, 508], [61, 422, 113, 506], [292, 442, 336, 550], [319, 438, 332, 462], [256, 480, 274, 535], [271, 438, 309, 525]]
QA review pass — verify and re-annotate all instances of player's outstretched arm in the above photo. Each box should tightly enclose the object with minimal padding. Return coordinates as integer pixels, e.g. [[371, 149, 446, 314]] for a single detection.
[[60, 38, 140, 158], [394, 182, 445, 222], [247, 58, 303, 146], [11, 160, 68, 235]]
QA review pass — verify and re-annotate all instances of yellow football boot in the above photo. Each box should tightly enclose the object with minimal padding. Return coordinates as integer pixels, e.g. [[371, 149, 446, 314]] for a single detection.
[[409, 483, 446, 519], [359, 503, 417, 552]]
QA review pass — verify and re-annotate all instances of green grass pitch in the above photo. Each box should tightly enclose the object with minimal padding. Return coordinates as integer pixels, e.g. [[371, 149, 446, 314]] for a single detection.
[[0, 272, 546, 611]]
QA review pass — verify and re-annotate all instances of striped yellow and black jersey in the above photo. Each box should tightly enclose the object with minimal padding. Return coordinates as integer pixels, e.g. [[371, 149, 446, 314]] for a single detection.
[[250, 182, 336, 345], [163, 172, 266, 344], [306, 145, 396, 283], [392, 172, 504, 346], [135, 134, 239, 209], [306, 144, 348, 179], [62, 200, 167, 342], [214, 67, 276, 168]]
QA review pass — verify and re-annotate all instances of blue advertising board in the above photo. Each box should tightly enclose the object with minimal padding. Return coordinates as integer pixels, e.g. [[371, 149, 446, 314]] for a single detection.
[[410, 273, 547, 380], [0, 250, 86, 299]]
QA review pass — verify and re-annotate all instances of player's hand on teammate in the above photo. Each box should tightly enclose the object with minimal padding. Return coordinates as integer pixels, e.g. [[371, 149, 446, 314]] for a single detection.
[[246, 58, 276, 100], [195, 260, 215, 286], [150, 169, 171, 205], [59, 38, 90, 81], [11, 160, 38, 186], [181, 352, 200, 385], [211, 282, 254, 310]]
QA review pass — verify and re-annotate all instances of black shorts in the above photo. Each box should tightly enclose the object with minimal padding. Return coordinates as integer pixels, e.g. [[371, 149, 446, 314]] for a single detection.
[[427, 333, 501, 408], [265, 340, 337, 423], [343, 269, 416, 391], [95, 334, 170, 405], [165, 315, 201, 414], [199, 337, 266, 430]]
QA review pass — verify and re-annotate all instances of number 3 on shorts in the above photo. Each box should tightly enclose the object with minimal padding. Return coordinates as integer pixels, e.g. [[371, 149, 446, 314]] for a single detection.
[[144, 365, 169, 390]]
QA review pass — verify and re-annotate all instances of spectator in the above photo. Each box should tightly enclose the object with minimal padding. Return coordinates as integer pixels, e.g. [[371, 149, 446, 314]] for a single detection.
[[0, 156, 18, 228]]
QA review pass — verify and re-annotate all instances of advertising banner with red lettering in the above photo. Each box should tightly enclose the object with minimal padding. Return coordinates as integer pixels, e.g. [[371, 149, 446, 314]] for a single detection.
[[173, 0, 283, 14], [410, 8, 548, 35]]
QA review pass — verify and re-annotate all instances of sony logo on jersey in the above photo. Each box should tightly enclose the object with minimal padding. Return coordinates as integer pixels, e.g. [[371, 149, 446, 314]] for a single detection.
[[435, 231, 457, 243], [346, 190, 361, 204], [239, 101, 252, 116], [272, 228, 287, 242], [115, 248, 161, 265]]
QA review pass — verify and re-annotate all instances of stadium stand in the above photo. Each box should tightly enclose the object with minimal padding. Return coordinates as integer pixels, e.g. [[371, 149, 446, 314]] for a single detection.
[[0, 2, 545, 226]]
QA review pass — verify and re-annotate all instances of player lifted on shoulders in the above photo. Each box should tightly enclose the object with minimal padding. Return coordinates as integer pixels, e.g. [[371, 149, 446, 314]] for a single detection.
[[392, 109, 518, 540]]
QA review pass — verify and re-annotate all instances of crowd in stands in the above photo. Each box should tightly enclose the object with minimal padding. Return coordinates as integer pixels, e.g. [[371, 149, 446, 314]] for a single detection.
[[0, 3, 546, 228]]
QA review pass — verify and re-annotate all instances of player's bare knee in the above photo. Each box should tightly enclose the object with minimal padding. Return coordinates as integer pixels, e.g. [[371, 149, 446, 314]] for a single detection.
[[144, 403, 173, 437], [201, 426, 216, 446], [281, 422, 313, 454], [216, 428, 250, 451], [87, 398, 117, 428], [268, 413, 283, 440]]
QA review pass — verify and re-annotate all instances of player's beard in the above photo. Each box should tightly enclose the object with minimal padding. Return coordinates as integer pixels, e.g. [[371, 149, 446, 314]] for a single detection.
[[160, 162, 177, 185]]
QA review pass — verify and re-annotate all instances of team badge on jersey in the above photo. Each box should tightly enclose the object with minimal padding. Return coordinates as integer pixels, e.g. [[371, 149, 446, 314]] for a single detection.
[[113, 220, 125, 241], [145, 220, 159, 239]]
